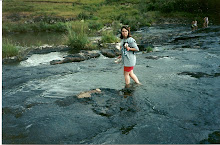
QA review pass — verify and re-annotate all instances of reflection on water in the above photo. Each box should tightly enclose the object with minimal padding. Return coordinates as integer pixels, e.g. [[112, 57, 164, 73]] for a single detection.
[[3, 32, 66, 47]]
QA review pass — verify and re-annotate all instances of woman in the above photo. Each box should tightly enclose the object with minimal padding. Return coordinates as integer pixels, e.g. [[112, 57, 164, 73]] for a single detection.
[[118, 26, 140, 85]]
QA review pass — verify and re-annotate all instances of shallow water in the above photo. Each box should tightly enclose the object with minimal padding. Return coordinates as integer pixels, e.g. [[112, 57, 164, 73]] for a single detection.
[[3, 31, 66, 46], [2, 24, 220, 144]]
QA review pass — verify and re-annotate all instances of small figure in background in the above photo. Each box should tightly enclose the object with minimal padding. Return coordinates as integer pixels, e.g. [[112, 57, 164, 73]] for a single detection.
[[203, 17, 209, 28], [191, 20, 198, 31]]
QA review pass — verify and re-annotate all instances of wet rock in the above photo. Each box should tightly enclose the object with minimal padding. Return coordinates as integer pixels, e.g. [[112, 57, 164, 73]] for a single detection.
[[178, 72, 220, 78], [100, 49, 121, 58], [120, 124, 136, 135], [178, 72, 209, 78], [63, 53, 86, 62], [200, 131, 220, 144], [77, 88, 101, 98], [172, 35, 201, 42], [50, 60, 63, 65], [2, 56, 20, 64], [3, 106, 26, 118], [80, 50, 101, 59], [50, 51, 100, 65], [55, 96, 79, 107], [145, 55, 169, 60]]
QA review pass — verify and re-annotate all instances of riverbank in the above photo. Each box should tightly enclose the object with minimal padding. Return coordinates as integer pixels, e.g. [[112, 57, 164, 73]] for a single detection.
[[3, 0, 220, 34], [2, 24, 220, 144]]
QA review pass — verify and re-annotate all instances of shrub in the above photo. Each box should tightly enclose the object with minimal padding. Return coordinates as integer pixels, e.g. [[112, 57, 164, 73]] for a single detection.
[[65, 24, 90, 52], [88, 20, 104, 30], [101, 31, 119, 43], [146, 46, 153, 52], [2, 39, 19, 58], [77, 12, 92, 20], [112, 21, 121, 35]]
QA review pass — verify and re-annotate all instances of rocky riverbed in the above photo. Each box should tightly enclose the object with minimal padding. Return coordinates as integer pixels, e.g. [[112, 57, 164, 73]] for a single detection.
[[2, 24, 220, 144]]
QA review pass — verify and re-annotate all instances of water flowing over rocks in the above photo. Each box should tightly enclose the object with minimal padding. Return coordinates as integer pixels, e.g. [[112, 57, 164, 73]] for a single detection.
[[2, 24, 220, 144], [2, 45, 71, 64]]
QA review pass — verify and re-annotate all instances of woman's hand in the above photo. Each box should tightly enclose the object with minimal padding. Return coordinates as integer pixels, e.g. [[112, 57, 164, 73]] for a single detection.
[[126, 47, 130, 51], [117, 55, 122, 59]]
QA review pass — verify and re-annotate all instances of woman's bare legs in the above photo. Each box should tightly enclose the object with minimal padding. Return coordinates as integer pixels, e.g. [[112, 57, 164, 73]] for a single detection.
[[129, 70, 140, 84], [124, 71, 130, 85], [124, 70, 140, 85]]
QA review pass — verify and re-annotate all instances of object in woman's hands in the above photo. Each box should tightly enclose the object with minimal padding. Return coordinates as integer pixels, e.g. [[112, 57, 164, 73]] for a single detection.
[[124, 43, 128, 48]]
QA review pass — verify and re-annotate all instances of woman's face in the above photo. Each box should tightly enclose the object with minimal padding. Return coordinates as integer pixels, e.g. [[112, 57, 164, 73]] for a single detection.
[[121, 28, 128, 38]]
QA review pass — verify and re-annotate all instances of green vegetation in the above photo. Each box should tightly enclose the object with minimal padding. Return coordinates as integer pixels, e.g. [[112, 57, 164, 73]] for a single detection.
[[101, 31, 119, 43], [2, 0, 220, 57], [2, 39, 19, 58], [65, 23, 96, 52], [3, 0, 219, 34], [146, 46, 153, 53]]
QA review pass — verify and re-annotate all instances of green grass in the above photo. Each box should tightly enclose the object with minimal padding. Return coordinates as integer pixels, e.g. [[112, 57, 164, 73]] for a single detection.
[[65, 23, 97, 52], [101, 31, 119, 43], [2, 0, 220, 35], [2, 39, 19, 58], [146, 46, 153, 53]]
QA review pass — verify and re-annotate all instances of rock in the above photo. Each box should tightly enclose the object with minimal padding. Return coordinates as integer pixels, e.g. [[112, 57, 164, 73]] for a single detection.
[[145, 55, 169, 60], [77, 88, 101, 98], [50, 50, 100, 65], [2, 56, 20, 64], [64, 53, 86, 62], [50, 60, 63, 65], [101, 49, 121, 58], [200, 131, 220, 144], [80, 50, 101, 59]]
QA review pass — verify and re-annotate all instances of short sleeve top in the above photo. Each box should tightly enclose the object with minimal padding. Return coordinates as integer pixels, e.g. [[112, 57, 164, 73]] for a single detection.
[[120, 37, 139, 67]]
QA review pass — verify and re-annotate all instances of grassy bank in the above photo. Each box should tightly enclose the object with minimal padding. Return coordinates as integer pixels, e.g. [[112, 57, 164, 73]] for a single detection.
[[3, 0, 220, 34]]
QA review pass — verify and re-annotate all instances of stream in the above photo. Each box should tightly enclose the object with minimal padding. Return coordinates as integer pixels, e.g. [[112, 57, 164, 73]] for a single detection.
[[2, 24, 220, 144]]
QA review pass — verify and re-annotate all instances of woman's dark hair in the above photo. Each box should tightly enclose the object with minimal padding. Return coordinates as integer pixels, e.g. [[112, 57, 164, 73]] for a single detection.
[[120, 26, 132, 39]]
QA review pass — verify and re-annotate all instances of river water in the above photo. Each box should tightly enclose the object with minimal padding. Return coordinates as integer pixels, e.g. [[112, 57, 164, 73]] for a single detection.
[[3, 32, 66, 46], [2, 24, 220, 144]]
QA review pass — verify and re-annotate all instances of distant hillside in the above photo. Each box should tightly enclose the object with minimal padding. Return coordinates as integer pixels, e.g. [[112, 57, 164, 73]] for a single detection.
[[2, 0, 220, 33]]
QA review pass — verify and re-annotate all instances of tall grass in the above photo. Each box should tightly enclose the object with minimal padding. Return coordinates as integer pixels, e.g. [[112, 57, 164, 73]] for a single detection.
[[65, 23, 93, 52], [101, 31, 119, 43], [2, 39, 19, 58]]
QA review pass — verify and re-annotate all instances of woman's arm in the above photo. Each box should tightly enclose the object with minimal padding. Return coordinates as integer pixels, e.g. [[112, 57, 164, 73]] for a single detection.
[[125, 46, 138, 51]]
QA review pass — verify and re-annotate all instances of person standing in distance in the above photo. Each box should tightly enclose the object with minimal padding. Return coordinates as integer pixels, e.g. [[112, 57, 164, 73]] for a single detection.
[[203, 17, 209, 28], [117, 26, 141, 86]]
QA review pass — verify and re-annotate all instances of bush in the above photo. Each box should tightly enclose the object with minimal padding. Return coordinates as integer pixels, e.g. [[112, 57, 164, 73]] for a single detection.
[[2, 39, 19, 58], [77, 12, 92, 20], [88, 20, 104, 30], [146, 46, 153, 53], [101, 31, 119, 43], [112, 21, 121, 35], [65, 24, 91, 52]]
